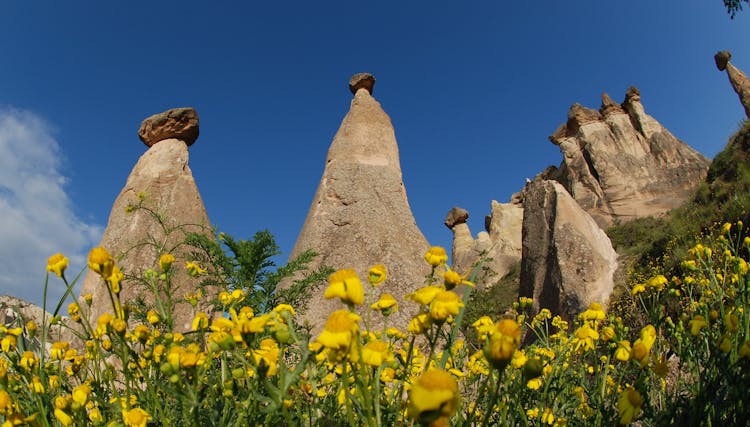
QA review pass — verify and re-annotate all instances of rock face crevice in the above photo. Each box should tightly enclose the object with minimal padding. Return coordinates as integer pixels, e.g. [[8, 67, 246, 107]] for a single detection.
[[78, 108, 212, 332], [520, 179, 618, 322], [285, 75, 430, 330], [543, 87, 710, 228]]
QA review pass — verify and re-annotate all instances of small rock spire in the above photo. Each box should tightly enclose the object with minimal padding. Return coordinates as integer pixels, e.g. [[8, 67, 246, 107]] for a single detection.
[[138, 107, 200, 147], [714, 50, 750, 118]]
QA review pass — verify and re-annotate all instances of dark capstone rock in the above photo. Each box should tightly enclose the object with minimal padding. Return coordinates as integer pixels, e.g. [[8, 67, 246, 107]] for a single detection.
[[138, 107, 199, 147]]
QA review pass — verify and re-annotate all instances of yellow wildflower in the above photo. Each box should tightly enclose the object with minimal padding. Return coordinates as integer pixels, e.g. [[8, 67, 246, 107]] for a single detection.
[[324, 269, 364, 305], [631, 284, 646, 296], [618, 387, 643, 425], [20, 351, 38, 371], [109, 265, 124, 294], [407, 369, 459, 425], [54, 409, 73, 427], [443, 267, 474, 290], [578, 302, 606, 322], [408, 312, 432, 335], [88, 247, 114, 278], [159, 253, 176, 272], [689, 315, 707, 336], [483, 318, 521, 369], [424, 246, 448, 267], [316, 310, 361, 354], [123, 407, 152, 427], [72, 383, 91, 408], [615, 340, 631, 362], [252, 338, 280, 377], [408, 286, 443, 305], [371, 293, 398, 315], [185, 261, 207, 277], [472, 316, 495, 343], [573, 323, 599, 352], [50, 341, 69, 360], [362, 339, 393, 367], [645, 275, 668, 292], [147, 310, 160, 325], [367, 264, 387, 286], [47, 253, 69, 278], [429, 290, 463, 322]]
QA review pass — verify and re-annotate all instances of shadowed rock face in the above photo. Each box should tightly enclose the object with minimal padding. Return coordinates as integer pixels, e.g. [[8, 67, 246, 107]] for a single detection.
[[78, 111, 212, 332], [286, 78, 430, 331], [715, 50, 750, 119], [520, 180, 617, 322], [543, 87, 710, 228]]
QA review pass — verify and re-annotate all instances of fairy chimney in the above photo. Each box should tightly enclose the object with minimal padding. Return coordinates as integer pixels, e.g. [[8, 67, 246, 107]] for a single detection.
[[78, 107, 212, 332], [285, 74, 431, 330], [715, 50, 750, 118]]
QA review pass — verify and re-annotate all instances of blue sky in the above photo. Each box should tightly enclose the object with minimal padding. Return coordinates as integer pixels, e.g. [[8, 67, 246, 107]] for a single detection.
[[1, 2, 748, 307]]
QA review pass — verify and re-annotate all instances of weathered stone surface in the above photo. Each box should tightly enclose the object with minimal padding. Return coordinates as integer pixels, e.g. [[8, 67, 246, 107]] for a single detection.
[[285, 76, 430, 331], [77, 138, 212, 332], [447, 199, 523, 286], [715, 50, 750, 118], [519, 180, 618, 321], [138, 107, 199, 147], [543, 87, 710, 228], [349, 73, 376, 95]]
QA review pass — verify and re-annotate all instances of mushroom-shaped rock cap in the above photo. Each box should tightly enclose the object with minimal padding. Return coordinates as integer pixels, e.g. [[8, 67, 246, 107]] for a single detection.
[[138, 107, 199, 147], [349, 73, 376, 95], [444, 207, 469, 229], [624, 86, 641, 103], [715, 50, 732, 71]]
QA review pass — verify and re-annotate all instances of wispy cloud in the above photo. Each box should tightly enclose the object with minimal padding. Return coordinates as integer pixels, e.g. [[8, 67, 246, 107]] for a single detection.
[[0, 108, 102, 310]]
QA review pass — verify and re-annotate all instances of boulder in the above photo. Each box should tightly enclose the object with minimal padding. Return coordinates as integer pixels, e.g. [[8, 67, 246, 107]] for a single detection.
[[715, 50, 750, 118], [543, 87, 710, 228], [78, 110, 211, 332], [285, 74, 430, 331], [519, 179, 618, 322], [138, 107, 199, 147]]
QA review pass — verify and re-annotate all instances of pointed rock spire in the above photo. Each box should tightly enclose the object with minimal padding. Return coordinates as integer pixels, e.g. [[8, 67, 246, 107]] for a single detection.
[[286, 74, 430, 330], [715, 50, 750, 118], [78, 108, 212, 331]]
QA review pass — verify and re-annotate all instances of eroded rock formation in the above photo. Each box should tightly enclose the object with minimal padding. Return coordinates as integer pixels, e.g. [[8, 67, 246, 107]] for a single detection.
[[286, 74, 430, 330], [520, 179, 618, 322], [715, 50, 750, 118], [542, 87, 710, 228], [78, 107, 212, 331], [445, 198, 523, 285]]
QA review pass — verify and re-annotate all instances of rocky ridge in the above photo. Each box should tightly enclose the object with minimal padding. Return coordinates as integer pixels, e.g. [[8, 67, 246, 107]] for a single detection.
[[541, 87, 710, 228]]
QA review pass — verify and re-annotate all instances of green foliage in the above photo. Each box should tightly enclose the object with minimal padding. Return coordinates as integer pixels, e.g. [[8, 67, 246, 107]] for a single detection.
[[724, 0, 749, 18], [462, 263, 520, 348], [184, 229, 333, 315]]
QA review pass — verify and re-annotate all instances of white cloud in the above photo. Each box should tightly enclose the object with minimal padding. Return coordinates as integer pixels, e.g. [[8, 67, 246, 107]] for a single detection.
[[0, 108, 102, 311]]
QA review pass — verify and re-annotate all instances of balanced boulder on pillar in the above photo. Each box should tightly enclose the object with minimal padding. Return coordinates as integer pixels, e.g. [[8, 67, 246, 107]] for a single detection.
[[78, 107, 212, 331], [286, 74, 431, 330]]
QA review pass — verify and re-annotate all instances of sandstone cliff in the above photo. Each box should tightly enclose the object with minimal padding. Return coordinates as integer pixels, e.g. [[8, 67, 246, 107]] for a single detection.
[[285, 74, 430, 330], [542, 87, 710, 228]]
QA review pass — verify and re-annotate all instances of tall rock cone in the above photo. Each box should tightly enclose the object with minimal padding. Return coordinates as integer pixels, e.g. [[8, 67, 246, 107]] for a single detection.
[[286, 74, 431, 331], [77, 108, 212, 332]]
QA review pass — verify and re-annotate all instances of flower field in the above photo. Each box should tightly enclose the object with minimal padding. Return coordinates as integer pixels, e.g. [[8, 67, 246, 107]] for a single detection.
[[2, 221, 750, 426]]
